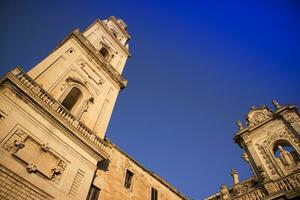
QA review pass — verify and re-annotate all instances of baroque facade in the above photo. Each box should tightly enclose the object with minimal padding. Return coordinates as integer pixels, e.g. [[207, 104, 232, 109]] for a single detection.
[[0, 17, 187, 200], [206, 101, 300, 200]]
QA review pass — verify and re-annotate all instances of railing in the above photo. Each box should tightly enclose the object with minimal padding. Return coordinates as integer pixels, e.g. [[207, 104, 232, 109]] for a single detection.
[[11, 67, 110, 154], [275, 171, 300, 192]]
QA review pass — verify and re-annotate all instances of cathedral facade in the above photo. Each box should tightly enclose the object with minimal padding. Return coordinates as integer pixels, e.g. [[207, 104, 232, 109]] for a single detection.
[[0, 17, 300, 200]]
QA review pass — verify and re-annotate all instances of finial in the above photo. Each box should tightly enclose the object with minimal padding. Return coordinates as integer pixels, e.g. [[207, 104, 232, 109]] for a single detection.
[[236, 120, 244, 131], [272, 100, 281, 109]]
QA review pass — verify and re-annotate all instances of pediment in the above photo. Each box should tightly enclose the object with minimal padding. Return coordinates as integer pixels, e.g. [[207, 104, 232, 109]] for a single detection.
[[246, 106, 273, 127]]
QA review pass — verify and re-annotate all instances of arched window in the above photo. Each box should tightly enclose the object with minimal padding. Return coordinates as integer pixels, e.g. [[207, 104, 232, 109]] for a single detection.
[[61, 87, 83, 112], [99, 47, 109, 58]]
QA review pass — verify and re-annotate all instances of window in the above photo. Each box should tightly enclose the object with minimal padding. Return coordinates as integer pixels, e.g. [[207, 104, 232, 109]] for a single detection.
[[61, 87, 83, 112], [99, 47, 109, 58], [87, 185, 100, 200], [151, 187, 158, 200], [124, 169, 134, 189]]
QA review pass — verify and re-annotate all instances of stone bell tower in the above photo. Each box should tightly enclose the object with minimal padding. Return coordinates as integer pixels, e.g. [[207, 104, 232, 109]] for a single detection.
[[0, 17, 130, 200], [234, 101, 300, 192], [28, 16, 130, 139]]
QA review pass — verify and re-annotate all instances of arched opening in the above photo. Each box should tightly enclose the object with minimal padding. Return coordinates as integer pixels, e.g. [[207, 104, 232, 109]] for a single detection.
[[99, 47, 109, 58], [61, 87, 83, 112], [273, 141, 299, 167]]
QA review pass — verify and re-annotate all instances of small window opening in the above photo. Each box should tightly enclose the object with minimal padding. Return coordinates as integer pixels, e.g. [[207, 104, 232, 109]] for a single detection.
[[87, 185, 100, 200], [61, 87, 83, 112], [99, 47, 109, 58], [124, 170, 134, 189], [151, 187, 158, 200]]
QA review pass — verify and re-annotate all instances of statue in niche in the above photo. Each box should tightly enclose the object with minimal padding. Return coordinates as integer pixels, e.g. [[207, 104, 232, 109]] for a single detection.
[[278, 145, 296, 167]]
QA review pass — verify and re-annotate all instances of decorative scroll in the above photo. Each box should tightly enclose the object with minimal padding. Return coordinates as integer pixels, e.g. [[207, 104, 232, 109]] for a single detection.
[[2, 128, 67, 183], [246, 106, 272, 127]]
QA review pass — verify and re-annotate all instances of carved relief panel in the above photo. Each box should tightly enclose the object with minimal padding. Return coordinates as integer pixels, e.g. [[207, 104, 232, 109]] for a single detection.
[[2, 127, 67, 183]]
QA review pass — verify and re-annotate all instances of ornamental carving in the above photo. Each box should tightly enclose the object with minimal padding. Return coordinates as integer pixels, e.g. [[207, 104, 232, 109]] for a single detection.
[[2, 128, 67, 183], [246, 106, 272, 127]]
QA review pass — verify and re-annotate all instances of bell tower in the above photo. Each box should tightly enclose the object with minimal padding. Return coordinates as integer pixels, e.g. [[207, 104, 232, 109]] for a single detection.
[[234, 101, 300, 184], [28, 16, 131, 139]]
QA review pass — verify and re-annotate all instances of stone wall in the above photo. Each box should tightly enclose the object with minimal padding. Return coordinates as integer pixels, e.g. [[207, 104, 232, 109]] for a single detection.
[[93, 143, 187, 200]]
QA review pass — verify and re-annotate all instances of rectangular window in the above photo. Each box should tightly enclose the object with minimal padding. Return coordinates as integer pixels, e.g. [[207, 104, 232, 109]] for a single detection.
[[87, 185, 100, 200], [124, 169, 134, 189], [151, 187, 158, 200]]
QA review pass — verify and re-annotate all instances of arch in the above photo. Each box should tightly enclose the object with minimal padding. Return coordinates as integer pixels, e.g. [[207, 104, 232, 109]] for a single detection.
[[61, 87, 83, 112]]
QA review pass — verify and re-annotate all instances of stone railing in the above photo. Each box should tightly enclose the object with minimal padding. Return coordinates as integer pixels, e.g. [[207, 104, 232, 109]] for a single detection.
[[275, 170, 300, 192], [10, 67, 110, 155], [232, 188, 265, 200]]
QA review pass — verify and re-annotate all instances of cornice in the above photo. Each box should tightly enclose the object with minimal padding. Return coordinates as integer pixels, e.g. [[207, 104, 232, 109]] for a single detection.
[[1, 67, 111, 161], [55, 29, 128, 90]]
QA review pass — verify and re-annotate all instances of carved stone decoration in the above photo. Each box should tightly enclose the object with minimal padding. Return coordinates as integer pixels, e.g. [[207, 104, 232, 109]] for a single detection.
[[2, 129, 27, 152], [231, 169, 239, 185], [264, 182, 280, 194], [2, 128, 67, 183], [220, 184, 230, 200], [256, 144, 277, 176], [27, 163, 38, 173], [257, 166, 267, 182], [77, 58, 105, 86], [237, 120, 244, 131], [272, 100, 282, 110], [246, 106, 272, 127]]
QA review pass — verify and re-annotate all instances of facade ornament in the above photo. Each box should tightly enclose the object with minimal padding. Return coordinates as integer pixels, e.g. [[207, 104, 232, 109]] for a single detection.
[[27, 163, 37, 173], [220, 184, 230, 200], [257, 166, 267, 182], [272, 100, 281, 110], [242, 153, 250, 163], [278, 145, 294, 167], [41, 143, 50, 152], [236, 120, 244, 131], [14, 140, 25, 149], [231, 169, 239, 185]]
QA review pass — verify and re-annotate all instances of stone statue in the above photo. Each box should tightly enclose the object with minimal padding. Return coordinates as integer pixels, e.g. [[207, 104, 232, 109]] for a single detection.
[[220, 184, 230, 200], [278, 145, 294, 167], [272, 100, 281, 109], [242, 152, 250, 163], [231, 169, 239, 185], [236, 120, 244, 131]]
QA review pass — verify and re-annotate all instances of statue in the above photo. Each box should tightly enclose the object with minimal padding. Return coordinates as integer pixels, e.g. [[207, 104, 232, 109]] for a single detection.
[[231, 169, 239, 185], [278, 145, 294, 167], [272, 100, 281, 109], [236, 120, 244, 131], [220, 184, 230, 200], [242, 153, 250, 163]]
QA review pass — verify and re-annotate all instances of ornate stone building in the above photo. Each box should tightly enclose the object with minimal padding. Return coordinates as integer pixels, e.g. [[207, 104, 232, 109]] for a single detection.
[[206, 101, 300, 200], [0, 17, 187, 200]]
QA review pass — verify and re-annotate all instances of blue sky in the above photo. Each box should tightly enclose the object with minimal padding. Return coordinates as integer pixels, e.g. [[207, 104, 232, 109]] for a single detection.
[[0, 1, 299, 199]]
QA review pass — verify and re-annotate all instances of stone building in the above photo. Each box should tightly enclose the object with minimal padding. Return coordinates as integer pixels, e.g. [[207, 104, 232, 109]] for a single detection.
[[0, 17, 187, 200], [206, 101, 300, 200]]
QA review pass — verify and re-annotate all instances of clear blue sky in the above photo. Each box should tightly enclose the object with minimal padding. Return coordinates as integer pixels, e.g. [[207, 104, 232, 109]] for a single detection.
[[1, 1, 299, 199]]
